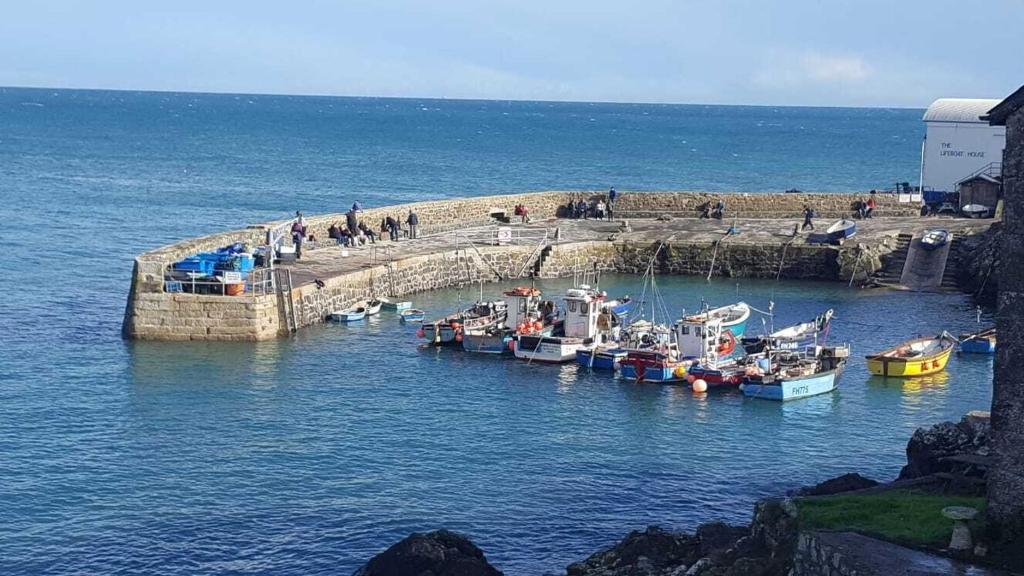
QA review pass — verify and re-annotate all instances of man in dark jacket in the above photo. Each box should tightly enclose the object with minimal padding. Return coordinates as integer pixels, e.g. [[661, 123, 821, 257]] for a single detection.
[[385, 215, 400, 241], [406, 210, 419, 239], [346, 209, 359, 236]]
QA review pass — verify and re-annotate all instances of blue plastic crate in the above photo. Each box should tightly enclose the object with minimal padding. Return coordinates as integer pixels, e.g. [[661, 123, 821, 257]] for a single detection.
[[173, 257, 215, 275]]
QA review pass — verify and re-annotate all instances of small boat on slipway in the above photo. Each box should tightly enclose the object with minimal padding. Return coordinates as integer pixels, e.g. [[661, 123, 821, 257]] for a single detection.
[[865, 332, 957, 377], [960, 327, 996, 354], [920, 229, 950, 251], [825, 219, 857, 244], [741, 345, 849, 401]]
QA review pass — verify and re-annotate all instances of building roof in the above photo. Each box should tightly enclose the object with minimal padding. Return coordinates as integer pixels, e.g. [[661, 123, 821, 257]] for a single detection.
[[923, 98, 1002, 123], [982, 85, 1024, 126]]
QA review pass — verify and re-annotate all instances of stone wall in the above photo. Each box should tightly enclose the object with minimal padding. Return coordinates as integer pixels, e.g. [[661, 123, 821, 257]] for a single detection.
[[289, 245, 539, 329], [125, 291, 279, 341], [536, 239, 888, 282], [989, 96, 1024, 544]]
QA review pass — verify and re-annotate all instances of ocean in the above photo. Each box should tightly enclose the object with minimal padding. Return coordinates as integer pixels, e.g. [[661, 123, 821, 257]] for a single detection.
[[0, 88, 991, 575]]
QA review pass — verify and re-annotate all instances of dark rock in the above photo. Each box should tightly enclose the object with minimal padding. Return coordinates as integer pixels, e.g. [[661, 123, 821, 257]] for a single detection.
[[898, 412, 991, 480], [566, 526, 700, 576], [723, 557, 770, 576], [353, 529, 502, 576], [748, 500, 798, 574], [795, 472, 879, 496], [696, 522, 748, 557]]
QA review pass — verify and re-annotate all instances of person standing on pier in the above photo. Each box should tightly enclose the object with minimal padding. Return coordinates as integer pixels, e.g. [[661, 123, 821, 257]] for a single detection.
[[608, 187, 617, 220], [346, 209, 359, 239], [385, 215, 400, 241], [802, 205, 815, 231], [291, 211, 307, 259], [406, 210, 419, 239]]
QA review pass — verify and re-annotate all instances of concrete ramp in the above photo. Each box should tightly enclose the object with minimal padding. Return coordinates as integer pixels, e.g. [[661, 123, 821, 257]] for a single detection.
[[899, 234, 953, 291]]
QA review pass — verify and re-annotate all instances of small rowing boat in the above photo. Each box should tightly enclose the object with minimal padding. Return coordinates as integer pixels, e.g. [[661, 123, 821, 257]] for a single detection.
[[920, 229, 950, 251], [329, 306, 366, 323], [399, 308, 425, 323], [959, 327, 995, 354], [961, 204, 990, 219], [365, 299, 383, 316], [381, 298, 412, 311], [826, 219, 857, 244], [865, 332, 956, 377]]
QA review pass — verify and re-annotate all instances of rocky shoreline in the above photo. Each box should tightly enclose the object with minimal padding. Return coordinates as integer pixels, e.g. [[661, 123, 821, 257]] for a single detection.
[[350, 413, 1010, 576]]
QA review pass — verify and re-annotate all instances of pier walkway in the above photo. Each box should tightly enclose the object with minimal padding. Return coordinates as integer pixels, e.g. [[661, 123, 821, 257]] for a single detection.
[[283, 216, 991, 291]]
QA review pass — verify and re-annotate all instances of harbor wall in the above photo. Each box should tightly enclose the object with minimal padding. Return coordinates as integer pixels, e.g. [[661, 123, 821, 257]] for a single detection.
[[123, 190, 916, 342]]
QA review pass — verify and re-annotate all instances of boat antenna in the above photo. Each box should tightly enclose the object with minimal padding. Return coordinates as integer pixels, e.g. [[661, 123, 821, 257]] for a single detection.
[[768, 300, 775, 333], [976, 305, 982, 325]]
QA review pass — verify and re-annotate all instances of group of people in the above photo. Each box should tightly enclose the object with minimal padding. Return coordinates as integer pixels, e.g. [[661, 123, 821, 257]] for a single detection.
[[568, 187, 618, 220], [289, 202, 422, 257], [699, 198, 726, 219], [854, 192, 878, 219]]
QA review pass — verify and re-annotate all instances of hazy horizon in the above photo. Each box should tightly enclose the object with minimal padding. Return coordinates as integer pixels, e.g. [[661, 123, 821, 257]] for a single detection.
[[2, 1, 1018, 110], [2, 84, 935, 110]]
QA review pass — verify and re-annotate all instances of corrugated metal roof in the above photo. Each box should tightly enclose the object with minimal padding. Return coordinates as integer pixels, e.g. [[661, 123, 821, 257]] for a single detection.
[[923, 98, 1001, 123]]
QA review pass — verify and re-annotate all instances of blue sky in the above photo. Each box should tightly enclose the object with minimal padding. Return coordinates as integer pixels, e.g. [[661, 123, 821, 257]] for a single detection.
[[1, 0, 1019, 107]]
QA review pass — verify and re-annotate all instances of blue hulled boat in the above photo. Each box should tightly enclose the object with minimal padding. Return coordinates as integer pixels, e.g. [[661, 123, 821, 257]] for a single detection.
[[959, 327, 995, 354], [825, 219, 857, 244], [741, 345, 849, 401]]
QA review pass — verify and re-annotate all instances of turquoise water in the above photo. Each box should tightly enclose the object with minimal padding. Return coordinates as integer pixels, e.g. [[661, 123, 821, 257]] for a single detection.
[[0, 88, 993, 575]]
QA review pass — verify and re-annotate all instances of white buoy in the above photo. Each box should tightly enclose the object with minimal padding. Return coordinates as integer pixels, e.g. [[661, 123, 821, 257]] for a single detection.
[[692, 379, 708, 393]]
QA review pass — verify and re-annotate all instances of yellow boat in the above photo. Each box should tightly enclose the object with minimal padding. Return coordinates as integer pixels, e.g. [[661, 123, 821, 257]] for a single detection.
[[865, 333, 956, 377]]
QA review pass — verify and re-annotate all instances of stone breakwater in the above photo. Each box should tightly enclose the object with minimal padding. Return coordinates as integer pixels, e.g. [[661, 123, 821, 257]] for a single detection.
[[122, 191, 968, 342]]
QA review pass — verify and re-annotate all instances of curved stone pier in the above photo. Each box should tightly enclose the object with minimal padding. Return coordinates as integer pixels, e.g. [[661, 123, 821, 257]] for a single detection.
[[122, 190, 988, 342]]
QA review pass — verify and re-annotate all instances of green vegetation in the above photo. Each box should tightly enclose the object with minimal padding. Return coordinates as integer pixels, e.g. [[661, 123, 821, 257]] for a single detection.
[[797, 491, 986, 547]]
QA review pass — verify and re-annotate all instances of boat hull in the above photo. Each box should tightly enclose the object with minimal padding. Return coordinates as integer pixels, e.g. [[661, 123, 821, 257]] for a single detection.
[[742, 367, 842, 401], [462, 332, 510, 354], [619, 361, 686, 383], [575, 347, 627, 370], [686, 364, 746, 387], [960, 337, 996, 354], [513, 335, 583, 363], [866, 346, 952, 376]]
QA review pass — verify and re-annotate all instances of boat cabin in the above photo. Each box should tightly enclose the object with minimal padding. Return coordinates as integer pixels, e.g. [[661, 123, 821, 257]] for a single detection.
[[675, 316, 734, 366], [562, 285, 604, 340]]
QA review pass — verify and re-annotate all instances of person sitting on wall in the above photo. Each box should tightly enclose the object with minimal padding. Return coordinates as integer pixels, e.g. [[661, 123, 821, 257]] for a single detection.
[[699, 202, 711, 219], [712, 199, 725, 219], [358, 221, 377, 243], [577, 198, 588, 219], [338, 227, 353, 247], [865, 193, 877, 219], [328, 223, 342, 242]]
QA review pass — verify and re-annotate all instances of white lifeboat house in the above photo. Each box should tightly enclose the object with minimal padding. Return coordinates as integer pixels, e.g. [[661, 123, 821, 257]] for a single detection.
[[920, 98, 1006, 211]]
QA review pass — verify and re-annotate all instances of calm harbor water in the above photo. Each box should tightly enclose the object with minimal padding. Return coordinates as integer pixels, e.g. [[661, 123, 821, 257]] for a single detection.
[[0, 88, 992, 575]]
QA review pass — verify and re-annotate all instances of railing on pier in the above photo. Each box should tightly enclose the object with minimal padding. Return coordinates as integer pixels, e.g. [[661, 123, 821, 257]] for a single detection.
[[163, 266, 275, 297]]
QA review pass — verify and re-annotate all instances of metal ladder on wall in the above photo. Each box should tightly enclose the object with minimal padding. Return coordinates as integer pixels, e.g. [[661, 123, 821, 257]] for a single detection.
[[274, 268, 299, 334]]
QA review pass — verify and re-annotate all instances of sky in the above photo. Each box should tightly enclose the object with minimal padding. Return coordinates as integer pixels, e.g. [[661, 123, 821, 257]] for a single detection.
[[1, 0, 1021, 107]]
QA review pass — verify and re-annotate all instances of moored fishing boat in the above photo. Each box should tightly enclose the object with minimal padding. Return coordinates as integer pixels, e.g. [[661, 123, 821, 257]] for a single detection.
[[399, 308, 425, 323], [920, 229, 950, 251], [959, 327, 996, 354], [513, 285, 624, 363], [462, 286, 553, 355], [681, 302, 751, 340], [329, 306, 366, 323], [825, 219, 857, 243], [741, 309, 833, 354], [865, 332, 956, 377], [575, 301, 634, 370], [741, 345, 849, 401], [619, 346, 688, 383], [421, 300, 508, 346]]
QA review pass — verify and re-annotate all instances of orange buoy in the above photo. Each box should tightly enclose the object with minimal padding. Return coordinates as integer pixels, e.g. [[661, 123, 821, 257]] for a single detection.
[[692, 379, 708, 393]]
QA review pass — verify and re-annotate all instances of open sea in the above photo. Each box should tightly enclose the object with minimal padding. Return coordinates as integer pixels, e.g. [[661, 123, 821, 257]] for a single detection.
[[0, 88, 994, 575]]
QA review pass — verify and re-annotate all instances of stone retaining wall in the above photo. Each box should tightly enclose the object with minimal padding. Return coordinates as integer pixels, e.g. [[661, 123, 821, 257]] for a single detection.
[[126, 291, 279, 341]]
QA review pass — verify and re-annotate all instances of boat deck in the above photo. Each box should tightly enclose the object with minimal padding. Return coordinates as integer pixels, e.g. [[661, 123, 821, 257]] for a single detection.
[[279, 216, 992, 290]]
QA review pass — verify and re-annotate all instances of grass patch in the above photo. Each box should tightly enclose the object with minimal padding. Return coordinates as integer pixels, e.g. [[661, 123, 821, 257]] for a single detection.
[[797, 490, 986, 547]]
